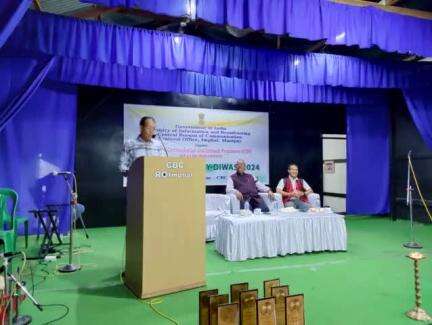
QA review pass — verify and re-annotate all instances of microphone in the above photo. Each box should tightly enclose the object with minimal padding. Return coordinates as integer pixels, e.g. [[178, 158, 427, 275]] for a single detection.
[[52, 171, 72, 176], [155, 133, 169, 157]]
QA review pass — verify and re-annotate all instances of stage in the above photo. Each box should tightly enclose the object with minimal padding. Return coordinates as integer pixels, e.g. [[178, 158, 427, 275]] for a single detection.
[[17, 216, 432, 325]]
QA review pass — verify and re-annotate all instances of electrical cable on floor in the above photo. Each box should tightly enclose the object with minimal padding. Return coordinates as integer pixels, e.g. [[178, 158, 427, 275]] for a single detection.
[[7, 251, 28, 278], [119, 238, 178, 324], [408, 158, 432, 222], [145, 298, 180, 325], [20, 261, 70, 324], [40, 303, 69, 324], [22, 262, 48, 293], [22, 262, 51, 287], [17, 251, 27, 279], [52, 245, 95, 273], [58, 222, 93, 254], [52, 226, 96, 274], [32, 277, 49, 291], [57, 247, 94, 255]]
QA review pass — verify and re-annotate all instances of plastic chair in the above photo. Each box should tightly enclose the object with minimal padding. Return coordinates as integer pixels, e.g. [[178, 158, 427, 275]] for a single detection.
[[205, 194, 231, 241], [0, 188, 29, 250]]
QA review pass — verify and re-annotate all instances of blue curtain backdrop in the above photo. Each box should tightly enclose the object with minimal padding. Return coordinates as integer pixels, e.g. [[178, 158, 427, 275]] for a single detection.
[[6, 11, 432, 89], [85, 0, 192, 17], [346, 105, 390, 214], [0, 81, 77, 234], [82, 0, 432, 57], [51, 57, 388, 105], [0, 0, 31, 49], [403, 89, 432, 150], [0, 56, 55, 133], [0, 57, 43, 111], [4, 7, 432, 224]]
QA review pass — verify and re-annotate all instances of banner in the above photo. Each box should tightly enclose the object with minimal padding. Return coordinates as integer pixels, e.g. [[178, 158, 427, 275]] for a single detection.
[[124, 104, 269, 185]]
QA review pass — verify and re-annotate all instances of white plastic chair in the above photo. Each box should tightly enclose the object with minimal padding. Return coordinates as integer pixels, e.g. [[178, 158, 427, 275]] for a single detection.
[[205, 194, 230, 241]]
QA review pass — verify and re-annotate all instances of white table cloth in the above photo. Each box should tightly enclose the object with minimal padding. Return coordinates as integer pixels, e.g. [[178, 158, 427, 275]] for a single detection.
[[215, 212, 347, 261], [206, 210, 225, 241]]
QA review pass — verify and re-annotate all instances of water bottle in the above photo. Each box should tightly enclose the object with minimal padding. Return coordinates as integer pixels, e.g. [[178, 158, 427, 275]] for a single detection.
[[272, 200, 278, 214], [244, 200, 250, 213]]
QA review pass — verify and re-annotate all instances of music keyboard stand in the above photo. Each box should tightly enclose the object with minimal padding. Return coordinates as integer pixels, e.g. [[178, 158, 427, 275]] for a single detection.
[[29, 209, 62, 258]]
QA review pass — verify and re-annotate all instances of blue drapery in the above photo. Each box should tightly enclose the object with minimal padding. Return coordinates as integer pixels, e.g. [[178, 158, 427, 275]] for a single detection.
[[6, 9, 432, 221], [51, 57, 388, 105], [0, 57, 42, 110], [346, 105, 390, 214], [0, 81, 77, 234], [1, 9, 393, 107], [82, 0, 192, 17], [6, 11, 432, 89], [403, 89, 432, 149], [0, 9, 394, 230], [82, 0, 432, 57], [0, 57, 387, 234], [0, 0, 31, 49], [0, 56, 55, 132]]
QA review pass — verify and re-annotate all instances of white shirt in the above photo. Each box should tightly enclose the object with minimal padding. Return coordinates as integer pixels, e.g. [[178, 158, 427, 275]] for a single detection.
[[226, 173, 270, 195], [276, 177, 311, 192], [119, 136, 165, 172]]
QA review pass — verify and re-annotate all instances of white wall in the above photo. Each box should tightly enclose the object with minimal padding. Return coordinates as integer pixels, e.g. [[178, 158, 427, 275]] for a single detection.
[[322, 134, 346, 213]]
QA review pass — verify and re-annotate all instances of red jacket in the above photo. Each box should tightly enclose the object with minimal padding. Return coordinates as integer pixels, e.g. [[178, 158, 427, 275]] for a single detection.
[[283, 177, 308, 205]]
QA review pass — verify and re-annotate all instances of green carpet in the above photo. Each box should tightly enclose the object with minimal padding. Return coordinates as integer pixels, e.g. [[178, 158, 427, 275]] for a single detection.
[[14, 216, 432, 324]]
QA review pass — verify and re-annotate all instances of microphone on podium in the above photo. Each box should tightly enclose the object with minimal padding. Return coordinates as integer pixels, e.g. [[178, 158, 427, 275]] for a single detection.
[[155, 133, 169, 157]]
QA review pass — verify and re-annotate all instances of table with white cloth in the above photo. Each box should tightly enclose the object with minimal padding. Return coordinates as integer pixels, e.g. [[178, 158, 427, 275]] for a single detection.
[[215, 211, 347, 261]]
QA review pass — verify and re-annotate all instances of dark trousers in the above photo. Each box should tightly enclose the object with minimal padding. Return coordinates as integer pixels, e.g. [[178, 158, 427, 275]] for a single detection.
[[240, 194, 270, 213]]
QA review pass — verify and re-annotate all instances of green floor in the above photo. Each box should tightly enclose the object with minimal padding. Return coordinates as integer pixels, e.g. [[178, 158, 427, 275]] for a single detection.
[[14, 216, 432, 324]]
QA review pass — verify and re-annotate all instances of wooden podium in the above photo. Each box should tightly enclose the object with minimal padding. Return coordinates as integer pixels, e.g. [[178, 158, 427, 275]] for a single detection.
[[125, 157, 206, 298]]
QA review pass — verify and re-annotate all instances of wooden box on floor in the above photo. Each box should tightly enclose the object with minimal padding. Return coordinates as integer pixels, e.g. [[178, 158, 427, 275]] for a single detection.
[[125, 157, 206, 298]]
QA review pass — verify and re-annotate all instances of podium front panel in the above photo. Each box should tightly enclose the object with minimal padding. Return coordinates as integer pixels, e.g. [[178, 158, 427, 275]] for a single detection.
[[125, 157, 206, 298]]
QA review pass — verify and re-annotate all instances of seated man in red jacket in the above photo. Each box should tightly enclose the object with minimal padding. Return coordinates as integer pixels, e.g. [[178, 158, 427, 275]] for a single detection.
[[276, 163, 313, 212], [226, 159, 274, 212]]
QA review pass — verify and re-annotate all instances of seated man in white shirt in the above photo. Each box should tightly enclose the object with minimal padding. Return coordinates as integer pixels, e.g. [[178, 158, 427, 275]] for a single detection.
[[276, 163, 313, 212], [226, 159, 274, 213]]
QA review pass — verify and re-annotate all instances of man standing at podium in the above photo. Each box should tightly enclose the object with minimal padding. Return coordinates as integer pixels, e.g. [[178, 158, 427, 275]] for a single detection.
[[119, 116, 165, 175]]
